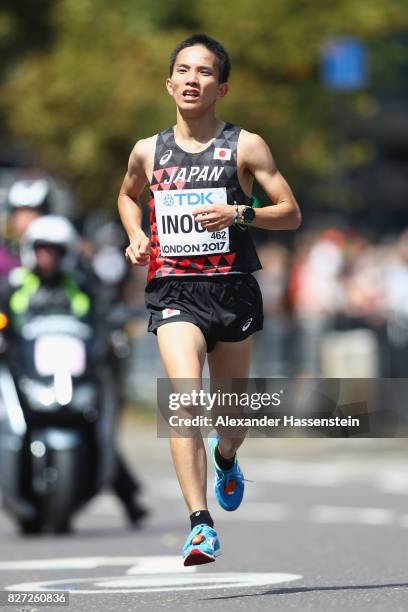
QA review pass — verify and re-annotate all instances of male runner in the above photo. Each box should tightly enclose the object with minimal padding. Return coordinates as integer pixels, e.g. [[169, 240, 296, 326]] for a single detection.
[[118, 33, 301, 566]]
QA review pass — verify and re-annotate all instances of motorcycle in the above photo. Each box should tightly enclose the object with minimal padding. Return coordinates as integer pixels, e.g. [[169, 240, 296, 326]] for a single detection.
[[0, 308, 118, 534]]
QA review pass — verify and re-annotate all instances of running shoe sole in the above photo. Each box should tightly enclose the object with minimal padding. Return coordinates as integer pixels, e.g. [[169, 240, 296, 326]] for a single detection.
[[183, 548, 221, 566]]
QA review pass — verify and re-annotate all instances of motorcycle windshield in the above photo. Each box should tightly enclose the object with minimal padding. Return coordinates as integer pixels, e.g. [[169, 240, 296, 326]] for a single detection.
[[34, 335, 86, 377]]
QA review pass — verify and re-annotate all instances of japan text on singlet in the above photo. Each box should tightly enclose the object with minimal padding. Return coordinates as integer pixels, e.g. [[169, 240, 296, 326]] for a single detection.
[[147, 123, 262, 283]]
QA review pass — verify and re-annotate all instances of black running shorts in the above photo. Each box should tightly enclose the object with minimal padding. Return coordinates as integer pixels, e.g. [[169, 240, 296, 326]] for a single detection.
[[145, 274, 263, 352]]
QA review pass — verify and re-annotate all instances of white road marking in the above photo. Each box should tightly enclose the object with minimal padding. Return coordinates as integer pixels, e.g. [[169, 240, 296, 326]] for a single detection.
[[244, 460, 349, 487], [0, 556, 193, 573], [376, 472, 408, 494], [125, 557, 187, 575], [243, 458, 408, 495], [86, 459, 408, 510], [214, 501, 398, 526], [216, 502, 292, 522], [6, 571, 302, 594], [160, 533, 181, 547], [397, 514, 408, 529], [309, 506, 396, 526]]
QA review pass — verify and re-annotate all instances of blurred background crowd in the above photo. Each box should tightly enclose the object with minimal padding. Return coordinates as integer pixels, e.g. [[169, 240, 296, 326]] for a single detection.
[[1, 0, 408, 406]]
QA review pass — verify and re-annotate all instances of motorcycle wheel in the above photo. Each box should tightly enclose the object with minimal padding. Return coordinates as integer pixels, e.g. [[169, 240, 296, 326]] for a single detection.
[[43, 447, 86, 534], [36, 445, 88, 534], [18, 517, 42, 535]]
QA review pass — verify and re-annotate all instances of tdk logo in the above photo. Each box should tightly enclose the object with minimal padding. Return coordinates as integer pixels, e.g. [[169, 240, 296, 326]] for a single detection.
[[161, 192, 214, 206], [174, 192, 214, 206], [155, 188, 227, 211]]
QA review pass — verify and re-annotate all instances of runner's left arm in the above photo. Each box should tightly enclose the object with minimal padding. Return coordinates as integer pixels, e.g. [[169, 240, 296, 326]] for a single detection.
[[243, 133, 301, 230], [192, 132, 301, 232]]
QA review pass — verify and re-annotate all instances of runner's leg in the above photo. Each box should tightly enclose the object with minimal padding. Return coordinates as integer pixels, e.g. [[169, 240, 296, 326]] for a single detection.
[[208, 336, 252, 458], [157, 322, 208, 514]]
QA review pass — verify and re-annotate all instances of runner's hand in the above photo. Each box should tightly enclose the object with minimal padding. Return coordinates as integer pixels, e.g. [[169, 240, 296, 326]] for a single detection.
[[125, 231, 150, 265], [192, 204, 235, 231]]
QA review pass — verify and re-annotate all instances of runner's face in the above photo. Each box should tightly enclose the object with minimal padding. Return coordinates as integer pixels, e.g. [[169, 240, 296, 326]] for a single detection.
[[166, 45, 228, 113]]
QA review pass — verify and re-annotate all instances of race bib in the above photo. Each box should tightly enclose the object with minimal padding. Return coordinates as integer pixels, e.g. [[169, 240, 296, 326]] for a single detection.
[[154, 188, 230, 256]]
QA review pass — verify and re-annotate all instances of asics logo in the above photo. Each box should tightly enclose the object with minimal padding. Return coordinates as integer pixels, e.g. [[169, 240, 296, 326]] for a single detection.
[[159, 149, 173, 165], [242, 318, 253, 332]]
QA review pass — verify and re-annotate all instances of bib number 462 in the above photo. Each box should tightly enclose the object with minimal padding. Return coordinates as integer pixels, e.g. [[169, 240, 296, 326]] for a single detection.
[[210, 230, 227, 240]]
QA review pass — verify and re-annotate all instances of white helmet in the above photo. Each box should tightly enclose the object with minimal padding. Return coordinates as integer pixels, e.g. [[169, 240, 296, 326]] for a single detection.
[[8, 178, 50, 211], [21, 215, 79, 272]]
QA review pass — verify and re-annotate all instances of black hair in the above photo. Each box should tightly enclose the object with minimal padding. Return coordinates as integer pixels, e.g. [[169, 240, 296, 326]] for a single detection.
[[169, 33, 231, 83]]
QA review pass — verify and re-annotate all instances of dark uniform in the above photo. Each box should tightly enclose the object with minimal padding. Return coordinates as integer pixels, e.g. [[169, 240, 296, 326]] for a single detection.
[[145, 123, 264, 351]]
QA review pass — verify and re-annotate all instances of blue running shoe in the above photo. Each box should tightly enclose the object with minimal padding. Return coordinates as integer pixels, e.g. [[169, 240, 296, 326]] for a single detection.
[[208, 434, 245, 511], [182, 524, 221, 566]]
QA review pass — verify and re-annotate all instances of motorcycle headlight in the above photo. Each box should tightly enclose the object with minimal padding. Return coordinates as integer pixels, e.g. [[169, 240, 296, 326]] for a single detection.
[[19, 378, 97, 413]]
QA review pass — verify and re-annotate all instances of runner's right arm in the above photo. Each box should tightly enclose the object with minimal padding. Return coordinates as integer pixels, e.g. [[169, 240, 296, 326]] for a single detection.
[[118, 139, 151, 266]]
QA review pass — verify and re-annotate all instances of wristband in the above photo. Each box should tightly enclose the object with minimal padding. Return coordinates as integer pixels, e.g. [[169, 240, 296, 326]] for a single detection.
[[237, 205, 248, 231], [233, 203, 239, 226], [233, 203, 247, 231]]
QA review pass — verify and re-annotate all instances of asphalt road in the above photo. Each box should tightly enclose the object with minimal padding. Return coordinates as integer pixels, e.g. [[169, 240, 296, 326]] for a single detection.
[[1, 423, 408, 612]]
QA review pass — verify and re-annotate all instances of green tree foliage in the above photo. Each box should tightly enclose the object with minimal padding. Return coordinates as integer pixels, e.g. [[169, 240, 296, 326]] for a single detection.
[[0, 0, 54, 76], [0, 0, 54, 135], [0, 0, 407, 211]]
